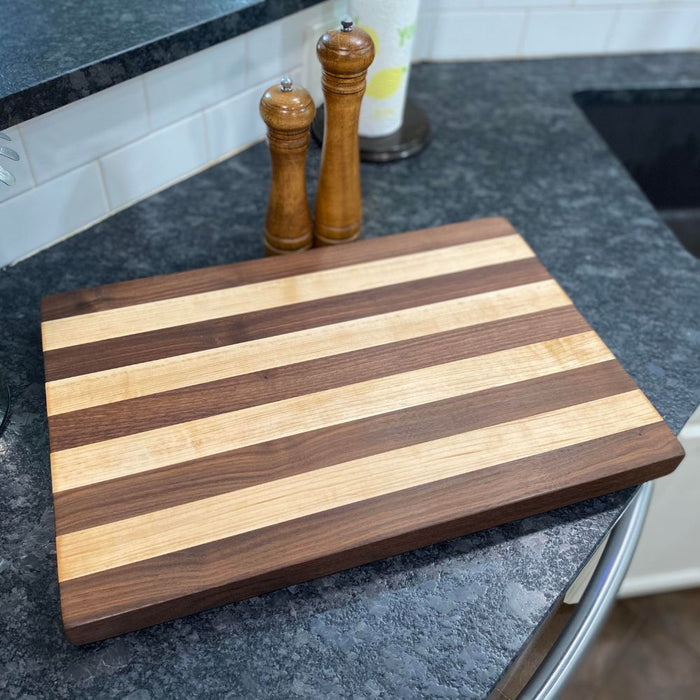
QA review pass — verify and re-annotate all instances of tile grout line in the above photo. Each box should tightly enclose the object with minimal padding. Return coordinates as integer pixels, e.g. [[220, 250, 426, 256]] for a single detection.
[[15, 123, 39, 187], [140, 75, 155, 133], [603, 7, 621, 52], [95, 158, 112, 212], [517, 9, 531, 56]]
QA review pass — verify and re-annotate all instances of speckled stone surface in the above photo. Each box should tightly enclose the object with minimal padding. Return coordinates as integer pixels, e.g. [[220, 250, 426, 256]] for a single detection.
[[1, 54, 699, 699], [0, 0, 324, 127]]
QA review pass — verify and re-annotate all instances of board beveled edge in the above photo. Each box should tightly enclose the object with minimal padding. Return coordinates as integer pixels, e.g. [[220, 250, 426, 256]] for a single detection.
[[60, 426, 684, 645]]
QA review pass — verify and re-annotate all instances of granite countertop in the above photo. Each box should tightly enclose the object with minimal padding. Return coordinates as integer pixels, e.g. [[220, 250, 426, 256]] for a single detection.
[[1, 53, 699, 699], [0, 0, 323, 127]]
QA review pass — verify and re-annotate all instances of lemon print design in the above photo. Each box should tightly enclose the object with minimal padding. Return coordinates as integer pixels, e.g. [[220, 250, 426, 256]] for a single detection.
[[366, 66, 407, 100], [358, 24, 380, 53]]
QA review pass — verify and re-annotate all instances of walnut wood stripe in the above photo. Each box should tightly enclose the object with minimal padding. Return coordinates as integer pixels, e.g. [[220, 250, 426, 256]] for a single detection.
[[42, 218, 513, 322], [43, 257, 549, 383], [45, 279, 571, 416], [55, 390, 661, 582], [59, 422, 682, 645], [49, 305, 585, 452], [42, 235, 533, 351], [53, 360, 635, 535], [50, 332, 610, 493]]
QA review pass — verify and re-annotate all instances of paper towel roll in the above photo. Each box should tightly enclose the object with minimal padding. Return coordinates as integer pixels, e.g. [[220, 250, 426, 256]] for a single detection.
[[350, 0, 420, 138]]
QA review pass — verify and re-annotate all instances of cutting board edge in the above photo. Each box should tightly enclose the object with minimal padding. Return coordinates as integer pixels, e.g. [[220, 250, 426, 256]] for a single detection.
[[60, 433, 684, 646]]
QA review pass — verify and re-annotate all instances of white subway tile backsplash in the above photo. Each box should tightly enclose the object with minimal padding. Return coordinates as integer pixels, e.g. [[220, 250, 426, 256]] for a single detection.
[[20, 79, 149, 184], [0, 127, 35, 204], [522, 8, 616, 56], [145, 36, 247, 130], [413, 9, 437, 61], [246, 17, 306, 87], [0, 163, 107, 267], [298, 1, 346, 105], [422, 0, 481, 9], [244, 1, 337, 90], [204, 83, 268, 160], [575, 0, 654, 5], [100, 114, 208, 210], [485, 0, 572, 7], [430, 10, 527, 59], [608, 6, 700, 52], [291, 0, 343, 34]]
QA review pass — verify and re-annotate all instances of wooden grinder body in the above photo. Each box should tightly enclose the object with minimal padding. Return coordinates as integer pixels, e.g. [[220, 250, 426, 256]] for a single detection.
[[315, 21, 375, 246], [260, 80, 315, 255]]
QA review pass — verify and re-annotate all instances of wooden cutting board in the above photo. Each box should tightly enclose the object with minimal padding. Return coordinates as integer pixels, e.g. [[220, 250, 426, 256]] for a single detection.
[[41, 217, 684, 645]]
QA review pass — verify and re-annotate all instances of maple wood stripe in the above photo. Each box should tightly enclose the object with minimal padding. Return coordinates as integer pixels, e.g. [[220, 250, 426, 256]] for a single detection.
[[55, 390, 661, 581], [48, 305, 585, 452], [45, 279, 572, 416], [43, 257, 548, 383], [42, 218, 513, 322], [42, 234, 533, 351], [49, 331, 611, 493], [53, 360, 635, 535], [59, 422, 682, 644]]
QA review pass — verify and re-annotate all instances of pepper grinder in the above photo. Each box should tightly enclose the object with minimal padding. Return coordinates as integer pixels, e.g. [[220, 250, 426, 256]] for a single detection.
[[314, 17, 375, 246], [259, 77, 315, 255]]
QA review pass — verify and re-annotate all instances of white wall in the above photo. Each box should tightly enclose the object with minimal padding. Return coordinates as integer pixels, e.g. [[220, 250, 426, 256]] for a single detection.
[[620, 404, 700, 597], [1, 0, 698, 267]]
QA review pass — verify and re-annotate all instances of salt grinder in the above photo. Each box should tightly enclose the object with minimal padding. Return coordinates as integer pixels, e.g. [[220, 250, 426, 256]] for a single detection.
[[314, 17, 375, 246], [259, 77, 315, 255]]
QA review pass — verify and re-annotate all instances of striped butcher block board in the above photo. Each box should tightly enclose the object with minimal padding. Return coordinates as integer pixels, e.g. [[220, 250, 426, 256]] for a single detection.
[[41, 217, 684, 645]]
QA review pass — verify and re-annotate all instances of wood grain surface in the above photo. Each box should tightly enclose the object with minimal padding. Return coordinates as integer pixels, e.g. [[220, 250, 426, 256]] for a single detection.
[[41, 217, 684, 645], [313, 21, 374, 245], [259, 80, 315, 255]]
